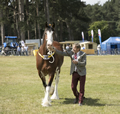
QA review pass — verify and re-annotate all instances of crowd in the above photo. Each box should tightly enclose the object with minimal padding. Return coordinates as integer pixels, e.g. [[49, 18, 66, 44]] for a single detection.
[[16, 40, 28, 56], [0, 40, 28, 56]]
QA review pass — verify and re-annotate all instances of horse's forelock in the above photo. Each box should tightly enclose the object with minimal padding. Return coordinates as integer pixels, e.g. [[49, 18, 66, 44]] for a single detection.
[[46, 27, 54, 32]]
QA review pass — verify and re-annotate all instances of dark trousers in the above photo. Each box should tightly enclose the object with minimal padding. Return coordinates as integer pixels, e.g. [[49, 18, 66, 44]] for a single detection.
[[71, 72, 86, 103]]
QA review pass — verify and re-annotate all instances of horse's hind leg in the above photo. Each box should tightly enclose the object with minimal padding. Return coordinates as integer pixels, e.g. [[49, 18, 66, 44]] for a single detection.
[[51, 67, 60, 99]]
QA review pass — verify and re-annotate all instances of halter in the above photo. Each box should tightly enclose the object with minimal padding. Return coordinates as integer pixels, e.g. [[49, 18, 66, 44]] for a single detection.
[[38, 51, 55, 60]]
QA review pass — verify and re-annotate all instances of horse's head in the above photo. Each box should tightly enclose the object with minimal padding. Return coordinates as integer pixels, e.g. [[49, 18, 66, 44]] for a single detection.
[[44, 22, 55, 50]]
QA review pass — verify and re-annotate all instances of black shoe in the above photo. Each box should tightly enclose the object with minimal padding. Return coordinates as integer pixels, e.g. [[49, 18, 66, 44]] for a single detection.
[[79, 103, 82, 106], [73, 98, 78, 104]]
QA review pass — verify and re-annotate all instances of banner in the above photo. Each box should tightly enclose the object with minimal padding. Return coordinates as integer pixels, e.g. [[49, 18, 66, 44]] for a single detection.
[[98, 29, 102, 49], [91, 30, 94, 42], [81, 31, 84, 42]]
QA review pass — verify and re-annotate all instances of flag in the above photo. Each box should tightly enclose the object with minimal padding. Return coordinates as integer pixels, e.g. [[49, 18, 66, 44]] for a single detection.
[[91, 30, 94, 42], [81, 32, 84, 42], [98, 29, 102, 49]]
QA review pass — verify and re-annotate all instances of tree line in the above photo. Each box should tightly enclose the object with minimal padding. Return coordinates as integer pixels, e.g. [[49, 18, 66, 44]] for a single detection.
[[0, 0, 120, 45]]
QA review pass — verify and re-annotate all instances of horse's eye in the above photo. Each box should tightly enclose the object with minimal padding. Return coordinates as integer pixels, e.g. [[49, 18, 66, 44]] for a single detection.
[[45, 33, 47, 35]]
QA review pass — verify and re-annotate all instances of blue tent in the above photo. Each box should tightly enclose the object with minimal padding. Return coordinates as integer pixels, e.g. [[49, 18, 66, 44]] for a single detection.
[[102, 37, 120, 53]]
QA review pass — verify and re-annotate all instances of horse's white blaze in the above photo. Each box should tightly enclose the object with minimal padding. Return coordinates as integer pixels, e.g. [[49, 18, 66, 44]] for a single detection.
[[51, 67, 59, 99], [46, 31, 53, 46], [42, 86, 51, 107]]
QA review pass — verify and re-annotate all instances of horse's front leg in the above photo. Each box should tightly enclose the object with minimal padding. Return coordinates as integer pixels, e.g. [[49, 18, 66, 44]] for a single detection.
[[38, 71, 47, 90], [42, 73, 54, 107], [51, 67, 60, 99]]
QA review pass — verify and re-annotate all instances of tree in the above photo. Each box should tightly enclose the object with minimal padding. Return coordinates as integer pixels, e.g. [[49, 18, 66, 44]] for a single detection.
[[0, 10, 5, 44], [18, 0, 25, 41], [36, 0, 41, 44], [0, 1, 6, 44], [50, 0, 90, 41], [88, 20, 110, 44], [1, 0, 120, 46], [45, 0, 50, 23]]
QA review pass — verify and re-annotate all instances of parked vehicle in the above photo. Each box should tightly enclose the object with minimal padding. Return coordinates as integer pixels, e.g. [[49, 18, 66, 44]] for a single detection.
[[3, 36, 18, 55]]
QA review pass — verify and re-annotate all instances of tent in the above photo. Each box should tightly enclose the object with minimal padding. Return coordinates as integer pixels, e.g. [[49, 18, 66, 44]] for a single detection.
[[102, 37, 120, 54]]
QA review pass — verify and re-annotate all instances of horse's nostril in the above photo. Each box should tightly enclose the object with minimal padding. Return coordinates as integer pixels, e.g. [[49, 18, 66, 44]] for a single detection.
[[48, 44, 51, 46]]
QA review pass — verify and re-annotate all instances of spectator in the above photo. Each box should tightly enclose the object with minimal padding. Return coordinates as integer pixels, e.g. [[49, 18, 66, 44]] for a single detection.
[[17, 45, 21, 56], [81, 46, 85, 50], [24, 45, 28, 56], [1, 44, 6, 56], [66, 44, 70, 50]]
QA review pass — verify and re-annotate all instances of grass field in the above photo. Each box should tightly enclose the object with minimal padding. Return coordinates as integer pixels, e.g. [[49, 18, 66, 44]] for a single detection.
[[0, 55, 120, 114]]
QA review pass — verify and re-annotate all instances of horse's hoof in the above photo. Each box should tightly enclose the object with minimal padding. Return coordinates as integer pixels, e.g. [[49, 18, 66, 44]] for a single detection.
[[51, 95, 59, 99], [42, 102, 51, 107], [42, 98, 51, 107], [42, 104, 51, 107]]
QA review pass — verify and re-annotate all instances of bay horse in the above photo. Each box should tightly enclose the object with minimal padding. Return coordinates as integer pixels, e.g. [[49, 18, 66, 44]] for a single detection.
[[36, 22, 64, 107]]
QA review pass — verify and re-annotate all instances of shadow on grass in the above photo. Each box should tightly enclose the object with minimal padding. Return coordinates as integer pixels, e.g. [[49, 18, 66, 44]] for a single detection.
[[62, 97, 105, 106], [83, 97, 105, 106]]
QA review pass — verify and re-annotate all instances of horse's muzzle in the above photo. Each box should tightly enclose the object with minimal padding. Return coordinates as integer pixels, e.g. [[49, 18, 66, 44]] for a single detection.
[[47, 43, 53, 50]]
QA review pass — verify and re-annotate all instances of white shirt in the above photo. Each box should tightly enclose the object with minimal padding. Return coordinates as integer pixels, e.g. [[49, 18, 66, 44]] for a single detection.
[[21, 40, 25, 47]]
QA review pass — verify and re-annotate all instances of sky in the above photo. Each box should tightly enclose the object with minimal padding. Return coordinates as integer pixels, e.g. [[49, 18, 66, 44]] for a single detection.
[[81, 0, 109, 5]]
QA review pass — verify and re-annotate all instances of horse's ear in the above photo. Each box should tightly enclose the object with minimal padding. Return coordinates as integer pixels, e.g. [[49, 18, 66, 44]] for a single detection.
[[45, 22, 48, 27], [52, 22, 55, 28]]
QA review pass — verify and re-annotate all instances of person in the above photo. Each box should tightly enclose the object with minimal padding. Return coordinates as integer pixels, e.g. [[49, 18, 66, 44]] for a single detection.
[[69, 44, 72, 50], [21, 46, 25, 55], [20, 40, 25, 47], [1, 44, 6, 56], [24, 44, 28, 56], [17, 45, 21, 56], [48, 43, 86, 106], [66, 44, 70, 50], [81, 46, 85, 50], [97, 45, 101, 55]]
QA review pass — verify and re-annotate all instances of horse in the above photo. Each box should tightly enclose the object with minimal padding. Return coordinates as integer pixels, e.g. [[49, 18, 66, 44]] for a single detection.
[[36, 22, 64, 107]]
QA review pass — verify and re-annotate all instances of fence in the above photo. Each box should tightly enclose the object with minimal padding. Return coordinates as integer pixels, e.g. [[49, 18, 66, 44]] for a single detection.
[[97, 48, 120, 55]]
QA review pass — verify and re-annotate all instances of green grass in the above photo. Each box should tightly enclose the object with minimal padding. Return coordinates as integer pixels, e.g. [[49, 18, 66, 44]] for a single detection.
[[0, 55, 120, 114]]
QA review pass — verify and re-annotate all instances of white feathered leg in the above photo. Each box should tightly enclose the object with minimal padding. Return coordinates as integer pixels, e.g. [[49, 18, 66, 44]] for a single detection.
[[42, 86, 51, 107], [51, 67, 59, 99]]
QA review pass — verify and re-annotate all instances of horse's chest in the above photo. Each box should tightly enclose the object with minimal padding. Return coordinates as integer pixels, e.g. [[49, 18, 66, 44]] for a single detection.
[[42, 62, 53, 73]]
